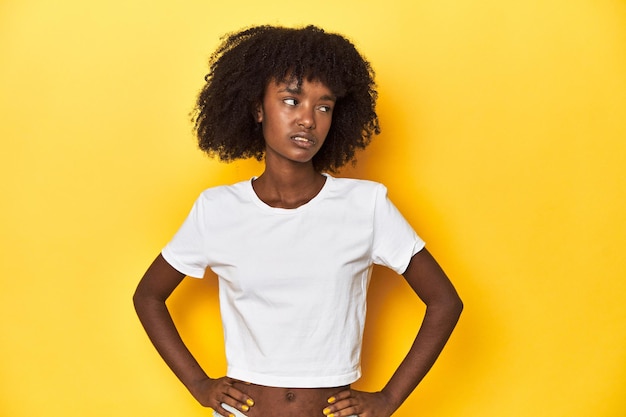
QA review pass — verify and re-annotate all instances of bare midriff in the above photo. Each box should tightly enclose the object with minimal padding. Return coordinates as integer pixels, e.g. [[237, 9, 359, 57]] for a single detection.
[[231, 380, 349, 417]]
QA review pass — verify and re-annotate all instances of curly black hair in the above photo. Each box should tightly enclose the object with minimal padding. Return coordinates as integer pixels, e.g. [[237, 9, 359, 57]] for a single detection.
[[192, 25, 380, 173]]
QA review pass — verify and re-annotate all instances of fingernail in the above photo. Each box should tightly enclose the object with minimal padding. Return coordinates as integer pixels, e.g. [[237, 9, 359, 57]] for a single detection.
[[246, 398, 255, 406], [229, 414, 235, 417], [327, 396, 336, 404], [242, 405, 249, 412], [323, 407, 332, 415]]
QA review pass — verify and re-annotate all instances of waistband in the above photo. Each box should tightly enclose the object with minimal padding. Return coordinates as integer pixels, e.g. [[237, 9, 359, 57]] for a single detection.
[[213, 403, 357, 417]]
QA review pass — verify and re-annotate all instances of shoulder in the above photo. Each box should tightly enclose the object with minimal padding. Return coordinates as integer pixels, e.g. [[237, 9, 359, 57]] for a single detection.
[[327, 175, 387, 195], [324, 175, 389, 211], [326, 176, 388, 204], [194, 179, 252, 208]]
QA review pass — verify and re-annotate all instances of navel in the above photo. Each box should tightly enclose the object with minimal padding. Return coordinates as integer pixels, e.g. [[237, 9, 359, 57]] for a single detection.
[[285, 391, 296, 402]]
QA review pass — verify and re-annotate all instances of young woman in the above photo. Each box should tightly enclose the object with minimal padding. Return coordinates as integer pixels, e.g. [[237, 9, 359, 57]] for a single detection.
[[133, 25, 463, 417]]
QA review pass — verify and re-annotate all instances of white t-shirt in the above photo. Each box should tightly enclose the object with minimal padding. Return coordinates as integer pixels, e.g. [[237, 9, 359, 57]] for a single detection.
[[162, 174, 425, 388]]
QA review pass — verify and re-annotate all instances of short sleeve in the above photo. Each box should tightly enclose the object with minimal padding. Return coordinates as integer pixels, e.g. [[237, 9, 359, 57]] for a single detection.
[[161, 194, 209, 278], [371, 184, 425, 274]]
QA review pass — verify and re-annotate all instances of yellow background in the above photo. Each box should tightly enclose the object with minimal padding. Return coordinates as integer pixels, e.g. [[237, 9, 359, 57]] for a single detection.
[[1, 0, 625, 416]]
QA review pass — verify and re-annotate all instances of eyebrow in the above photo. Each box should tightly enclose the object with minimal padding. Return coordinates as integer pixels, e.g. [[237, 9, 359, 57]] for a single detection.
[[279, 85, 336, 102]]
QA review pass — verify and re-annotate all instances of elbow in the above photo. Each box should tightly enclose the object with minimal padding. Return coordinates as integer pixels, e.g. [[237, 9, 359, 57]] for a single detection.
[[425, 293, 463, 321], [452, 295, 464, 318], [448, 290, 464, 316], [438, 292, 463, 321], [132, 282, 169, 317], [132, 288, 143, 314], [132, 285, 152, 315]]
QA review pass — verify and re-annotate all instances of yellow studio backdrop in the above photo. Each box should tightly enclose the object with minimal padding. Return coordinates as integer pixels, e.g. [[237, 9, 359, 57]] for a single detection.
[[1, 0, 625, 416]]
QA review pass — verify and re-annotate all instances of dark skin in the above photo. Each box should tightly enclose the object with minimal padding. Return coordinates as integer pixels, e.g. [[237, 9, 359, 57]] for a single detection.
[[133, 78, 463, 417]]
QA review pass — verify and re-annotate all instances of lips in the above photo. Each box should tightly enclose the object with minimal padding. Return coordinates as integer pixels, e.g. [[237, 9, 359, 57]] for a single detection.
[[290, 133, 316, 146]]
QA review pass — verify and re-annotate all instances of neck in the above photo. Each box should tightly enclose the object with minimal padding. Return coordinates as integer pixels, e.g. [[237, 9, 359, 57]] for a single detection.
[[253, 162, 326, 209]]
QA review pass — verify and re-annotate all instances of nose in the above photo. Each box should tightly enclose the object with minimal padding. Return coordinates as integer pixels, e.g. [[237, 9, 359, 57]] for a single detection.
[[296, 106, 315, 129]]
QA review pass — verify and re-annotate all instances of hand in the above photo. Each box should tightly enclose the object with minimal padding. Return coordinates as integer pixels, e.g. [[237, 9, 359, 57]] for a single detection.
[[323, 389, 395, 417], [189, 376, 254, 416]]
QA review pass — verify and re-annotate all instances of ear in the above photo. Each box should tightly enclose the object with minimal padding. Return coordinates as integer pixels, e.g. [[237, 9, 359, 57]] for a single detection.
[[255, 102, 263, 123]]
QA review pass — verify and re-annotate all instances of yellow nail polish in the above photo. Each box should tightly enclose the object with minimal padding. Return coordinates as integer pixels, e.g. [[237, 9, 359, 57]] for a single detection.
[[246, 398, 255, 406], [229, 414, 235, 417], [323, 407, 331, 415], [242, 405, 249, 412], [327, 396, 336, 404]]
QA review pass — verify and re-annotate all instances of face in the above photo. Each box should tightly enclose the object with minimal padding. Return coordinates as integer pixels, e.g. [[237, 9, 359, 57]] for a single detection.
[[256, 77, 336, 168]]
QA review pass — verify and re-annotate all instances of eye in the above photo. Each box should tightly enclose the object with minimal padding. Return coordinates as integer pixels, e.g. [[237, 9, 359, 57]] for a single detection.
[[283, 98, 297, 106], [318, 105, 333, 113]]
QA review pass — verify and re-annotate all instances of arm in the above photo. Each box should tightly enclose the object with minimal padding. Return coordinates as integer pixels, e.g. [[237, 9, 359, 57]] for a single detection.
[[133, 254, 254, 416], [325, 248, 463, 417], [381, 247, 463, 409]]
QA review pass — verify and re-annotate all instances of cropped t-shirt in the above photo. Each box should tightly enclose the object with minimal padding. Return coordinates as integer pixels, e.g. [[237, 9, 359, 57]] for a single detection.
[[161, 174, 425, 388]]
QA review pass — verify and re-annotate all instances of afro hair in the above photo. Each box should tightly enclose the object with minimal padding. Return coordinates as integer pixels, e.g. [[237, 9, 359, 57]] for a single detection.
[[192, 25, 380, 173]]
